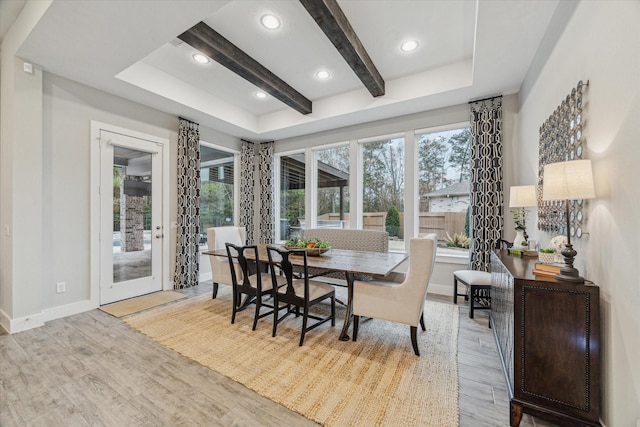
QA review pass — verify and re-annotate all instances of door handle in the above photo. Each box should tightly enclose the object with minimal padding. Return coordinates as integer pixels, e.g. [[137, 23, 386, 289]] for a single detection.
[[156, 234, 164, 239]]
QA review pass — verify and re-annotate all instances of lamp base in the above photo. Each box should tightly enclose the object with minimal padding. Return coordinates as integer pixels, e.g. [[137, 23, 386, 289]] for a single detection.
[[555, 270, 585, 283], [556, 241, 585, 283]]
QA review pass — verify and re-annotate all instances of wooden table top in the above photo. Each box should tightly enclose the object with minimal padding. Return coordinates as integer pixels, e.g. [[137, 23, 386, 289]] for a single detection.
[[203, 245, 407, 277]]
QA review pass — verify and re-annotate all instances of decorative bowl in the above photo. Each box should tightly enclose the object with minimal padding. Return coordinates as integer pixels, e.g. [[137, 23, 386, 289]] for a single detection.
[[284, 246, 331, 256]]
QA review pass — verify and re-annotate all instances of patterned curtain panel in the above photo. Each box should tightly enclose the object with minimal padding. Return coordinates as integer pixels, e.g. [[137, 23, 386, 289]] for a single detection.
[[469, 97, 504, 271], [258, 142, 275, 244], [174, 118, 201, 288], [239, 141, 255, 244]]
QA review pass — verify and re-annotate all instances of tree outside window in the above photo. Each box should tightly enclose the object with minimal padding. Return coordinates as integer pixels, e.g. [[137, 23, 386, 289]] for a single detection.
[[418, 127, 471, 251], [361, 137, 405, 250]]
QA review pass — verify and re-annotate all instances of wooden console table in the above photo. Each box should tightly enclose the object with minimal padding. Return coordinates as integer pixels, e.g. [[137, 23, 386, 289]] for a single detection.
[[490, 250, 601, 427]]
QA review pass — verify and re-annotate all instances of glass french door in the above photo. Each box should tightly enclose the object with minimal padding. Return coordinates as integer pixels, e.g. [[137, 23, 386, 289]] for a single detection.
[[99, 130, 163, 304]]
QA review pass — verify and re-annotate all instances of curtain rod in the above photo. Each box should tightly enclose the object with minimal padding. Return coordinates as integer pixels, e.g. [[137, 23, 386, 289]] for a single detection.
[[468, 94, 502, 104], [241, 139, 275, 144], [178, 116, 199, 125]]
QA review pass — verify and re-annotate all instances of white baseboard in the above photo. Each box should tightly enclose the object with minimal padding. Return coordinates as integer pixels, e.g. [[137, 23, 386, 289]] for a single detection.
[[0, 308, 45, 334], [43, 299, 98, 323], [0, 308, 11, 333], [0, 298, 100, 334]]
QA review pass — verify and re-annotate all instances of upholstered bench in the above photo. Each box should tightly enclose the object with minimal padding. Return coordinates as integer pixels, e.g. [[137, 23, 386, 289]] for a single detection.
[[300, 228, 389, 282], [453, 269, 492, 319], [301, 228, 388, 252]]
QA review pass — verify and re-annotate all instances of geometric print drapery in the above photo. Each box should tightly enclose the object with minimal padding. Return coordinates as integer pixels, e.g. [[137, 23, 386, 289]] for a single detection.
[[239, 140, 255, 244], [258, 142, 275, 244], [469, 97, 504, 272], [173, 118, 201, 288]]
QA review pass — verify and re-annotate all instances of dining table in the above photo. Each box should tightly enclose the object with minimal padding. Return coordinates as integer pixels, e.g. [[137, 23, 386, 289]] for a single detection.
[[203, 244, 408, 341]]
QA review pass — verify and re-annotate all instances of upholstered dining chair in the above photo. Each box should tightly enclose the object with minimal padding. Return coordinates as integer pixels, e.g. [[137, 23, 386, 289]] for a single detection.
[[266, 246, 336, 346], [207, 226, 246, 299], [225, 243, 286, 330], [351, 234, 437, 356]]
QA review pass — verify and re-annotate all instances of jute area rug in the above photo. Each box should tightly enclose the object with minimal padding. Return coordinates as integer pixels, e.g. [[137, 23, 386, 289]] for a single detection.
[[125, 289, 459, 426], [99, 291, 185, 318]]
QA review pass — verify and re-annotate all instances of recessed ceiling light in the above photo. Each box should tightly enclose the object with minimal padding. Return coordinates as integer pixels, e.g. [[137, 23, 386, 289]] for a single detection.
[[192, 54, 210, 64], [315, 70, 330, 80], [261, 14, 281, 30], [400, 40, 419, 52], [255, 91, 268, 99]]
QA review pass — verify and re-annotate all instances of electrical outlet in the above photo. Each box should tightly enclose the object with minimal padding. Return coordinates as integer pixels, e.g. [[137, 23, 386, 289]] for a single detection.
[[56, 282, 66, 293]]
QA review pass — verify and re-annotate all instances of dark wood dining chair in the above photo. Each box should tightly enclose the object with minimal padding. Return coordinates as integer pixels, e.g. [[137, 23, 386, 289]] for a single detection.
[[225, 243, 285, 331], [266, 246, 336, 346]]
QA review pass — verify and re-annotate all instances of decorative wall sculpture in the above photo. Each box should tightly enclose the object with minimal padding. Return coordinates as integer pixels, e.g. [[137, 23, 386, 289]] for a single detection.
[[537, 81, 588, 238]]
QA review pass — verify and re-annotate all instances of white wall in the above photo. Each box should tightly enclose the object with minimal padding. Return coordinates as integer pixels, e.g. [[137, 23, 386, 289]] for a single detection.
[[43, 73, 242, 311], [0, 64, 242, 331], [517, 2, 640, 425]]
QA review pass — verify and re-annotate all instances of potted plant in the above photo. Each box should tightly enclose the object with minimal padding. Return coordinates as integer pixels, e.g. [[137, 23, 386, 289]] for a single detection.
[[538, 248, 555, 264]]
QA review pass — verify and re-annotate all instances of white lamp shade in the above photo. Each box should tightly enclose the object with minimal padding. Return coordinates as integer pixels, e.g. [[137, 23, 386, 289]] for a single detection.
[[509, 185, 537, 207], [543, 159, 595, 201]]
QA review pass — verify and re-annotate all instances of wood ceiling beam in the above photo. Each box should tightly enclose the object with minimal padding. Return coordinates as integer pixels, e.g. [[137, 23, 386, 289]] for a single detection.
[[178, 22, 312, 115], [299, 0, 385, 97]]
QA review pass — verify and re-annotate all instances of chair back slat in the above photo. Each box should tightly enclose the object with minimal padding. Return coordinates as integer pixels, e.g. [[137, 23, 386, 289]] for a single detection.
[[266, 246, 309, 301], [226, 243, 262, 291]]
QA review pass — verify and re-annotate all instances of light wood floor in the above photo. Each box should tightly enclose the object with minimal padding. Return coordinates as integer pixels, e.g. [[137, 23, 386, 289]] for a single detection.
[[1, 282, 559, 426]]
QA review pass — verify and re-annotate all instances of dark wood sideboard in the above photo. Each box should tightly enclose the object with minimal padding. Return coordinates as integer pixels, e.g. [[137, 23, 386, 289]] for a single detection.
[[490, 250, 601, 427]]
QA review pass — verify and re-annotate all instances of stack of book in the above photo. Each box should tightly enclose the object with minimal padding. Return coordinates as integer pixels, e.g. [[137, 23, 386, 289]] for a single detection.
[[532, 262, 564, 277]]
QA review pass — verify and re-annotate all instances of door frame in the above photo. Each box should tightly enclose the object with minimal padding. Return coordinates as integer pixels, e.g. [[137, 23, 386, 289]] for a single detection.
[[90, 121, 170, 306]]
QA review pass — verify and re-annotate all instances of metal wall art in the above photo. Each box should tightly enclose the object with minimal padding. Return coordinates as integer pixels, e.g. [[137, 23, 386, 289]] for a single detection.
[[537, 80, 588, 238]]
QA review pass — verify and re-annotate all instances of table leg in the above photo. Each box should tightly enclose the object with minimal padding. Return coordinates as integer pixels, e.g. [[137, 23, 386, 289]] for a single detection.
[[339, 272, 354, 341]]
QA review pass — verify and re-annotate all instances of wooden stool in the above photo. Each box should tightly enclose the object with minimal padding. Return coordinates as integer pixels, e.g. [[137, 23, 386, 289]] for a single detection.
[[453, 270, 492, 319]]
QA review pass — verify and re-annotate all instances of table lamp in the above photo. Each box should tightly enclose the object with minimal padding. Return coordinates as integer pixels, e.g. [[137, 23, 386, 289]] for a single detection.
[[542, 159, 595, 282], [509, 185, 537, 248]]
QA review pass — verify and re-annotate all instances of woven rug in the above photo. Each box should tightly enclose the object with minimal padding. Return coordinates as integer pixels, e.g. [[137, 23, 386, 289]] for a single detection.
[[125, 290, 459, 426], [99, 291, 185, 317]]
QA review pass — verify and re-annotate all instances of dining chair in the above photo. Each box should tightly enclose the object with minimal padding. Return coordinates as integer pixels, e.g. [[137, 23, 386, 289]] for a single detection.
[[266, 246, 336, 346], [207, 226, 246, 299], [351, 234, 437, 356], [225, 243, 286, 330]]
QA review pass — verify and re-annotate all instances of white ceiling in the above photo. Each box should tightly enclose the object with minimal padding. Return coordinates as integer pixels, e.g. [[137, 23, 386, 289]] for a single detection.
[[12, 0, 559, 141]]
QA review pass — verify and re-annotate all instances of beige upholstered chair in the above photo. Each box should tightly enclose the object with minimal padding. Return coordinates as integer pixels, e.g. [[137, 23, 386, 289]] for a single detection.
[[207, 226, 246, 299], [352, 234, 437, 356]]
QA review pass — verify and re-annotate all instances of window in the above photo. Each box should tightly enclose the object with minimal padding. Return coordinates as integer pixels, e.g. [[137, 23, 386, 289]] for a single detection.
[[360, 136, 405, 250], [278, 152, 306, 241], [417, 125, 471, 252], [200, 143, 237, 246], [316, 145, 350, 230]]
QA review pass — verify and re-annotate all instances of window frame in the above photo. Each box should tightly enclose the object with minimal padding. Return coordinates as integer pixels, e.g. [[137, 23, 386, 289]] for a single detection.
[[415, 121, 472, 255], [199, 141, 240, 234], [272, 120, 471, 259]]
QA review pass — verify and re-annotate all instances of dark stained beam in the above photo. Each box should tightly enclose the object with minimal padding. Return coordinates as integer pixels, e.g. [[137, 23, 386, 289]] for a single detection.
[[178, 22, 312, 115], [299, 0, 385, 97]]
